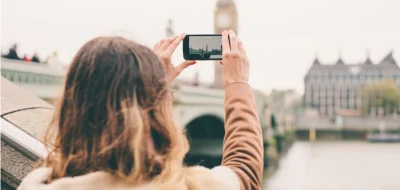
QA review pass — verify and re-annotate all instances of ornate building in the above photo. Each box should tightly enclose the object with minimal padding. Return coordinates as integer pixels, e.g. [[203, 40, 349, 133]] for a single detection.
[[213, 0, 237, 88], [304, 51, 400, 116]]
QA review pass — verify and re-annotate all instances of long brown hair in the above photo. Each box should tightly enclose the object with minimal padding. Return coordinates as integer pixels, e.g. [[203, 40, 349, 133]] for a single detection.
[[44, 36, 190, 184]]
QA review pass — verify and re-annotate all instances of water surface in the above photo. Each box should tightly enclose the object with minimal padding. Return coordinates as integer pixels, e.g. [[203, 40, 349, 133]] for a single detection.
[[264, 141, 400, 190]]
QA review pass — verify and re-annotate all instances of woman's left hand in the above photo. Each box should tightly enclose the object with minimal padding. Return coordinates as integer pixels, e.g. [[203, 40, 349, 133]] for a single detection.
[[153, 33, 196, 83]]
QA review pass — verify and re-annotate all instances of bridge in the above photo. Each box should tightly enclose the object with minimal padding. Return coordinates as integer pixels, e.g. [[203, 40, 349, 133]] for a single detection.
[[1, 58, 269, 188], [1, 58, 65, 101]]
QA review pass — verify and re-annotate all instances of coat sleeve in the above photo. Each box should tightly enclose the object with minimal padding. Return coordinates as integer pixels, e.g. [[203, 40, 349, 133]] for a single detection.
[[220, 82, 264, 190]]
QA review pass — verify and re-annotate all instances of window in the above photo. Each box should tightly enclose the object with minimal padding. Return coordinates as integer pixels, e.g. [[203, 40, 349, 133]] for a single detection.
[[346, 87, 350, 109], [332, 85, 336, 113], [325, 86, 328, 114], [318, 85, 321, 106], [354, 88, 357, 110], [311, 85, 314, 107]]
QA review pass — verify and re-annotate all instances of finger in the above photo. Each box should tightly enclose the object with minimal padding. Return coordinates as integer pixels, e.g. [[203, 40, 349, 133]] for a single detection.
[[228, 30, 239, 52], [243, 49, 249, 62], [158, 36, 177, 53], [221, 30, 230, 54], [238, 39, 246, 57], [174, 60, 196, 74], [153, 41, 162, 52], [155, 39, 168, 53], [164, 33, 186, 57]]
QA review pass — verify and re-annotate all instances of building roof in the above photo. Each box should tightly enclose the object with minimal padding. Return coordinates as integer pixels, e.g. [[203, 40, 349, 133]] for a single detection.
[[305, 51, 399, 76], [313, 58, 321, 65], [379, 51, 397, 66], [336, 57, 345, 65]]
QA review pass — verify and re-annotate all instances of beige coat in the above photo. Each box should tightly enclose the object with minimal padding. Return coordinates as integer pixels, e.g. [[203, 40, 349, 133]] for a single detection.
[[18, 83, 264, 190], [18, 166, 240, 190]]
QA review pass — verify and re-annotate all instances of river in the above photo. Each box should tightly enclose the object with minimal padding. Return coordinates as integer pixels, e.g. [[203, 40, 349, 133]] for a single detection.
[[263, 141, 400, 190]]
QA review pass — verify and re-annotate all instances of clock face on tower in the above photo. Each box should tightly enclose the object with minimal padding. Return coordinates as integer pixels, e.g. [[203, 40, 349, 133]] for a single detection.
[[217, 12, 231, 29]]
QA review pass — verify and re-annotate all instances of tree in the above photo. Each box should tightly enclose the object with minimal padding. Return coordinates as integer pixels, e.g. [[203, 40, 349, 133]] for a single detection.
[[361, 79, 400, 115], [270, 114, 277, 130], [268, 90, 285, 113], [289, 98, 303, 114]]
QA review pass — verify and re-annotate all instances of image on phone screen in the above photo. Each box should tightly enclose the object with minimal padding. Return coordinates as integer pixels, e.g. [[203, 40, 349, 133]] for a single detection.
[[183, 35, 222, 60]]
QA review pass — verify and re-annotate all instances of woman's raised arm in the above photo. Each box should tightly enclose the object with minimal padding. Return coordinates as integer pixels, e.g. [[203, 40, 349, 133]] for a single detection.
[[219, 30, 264, 190]]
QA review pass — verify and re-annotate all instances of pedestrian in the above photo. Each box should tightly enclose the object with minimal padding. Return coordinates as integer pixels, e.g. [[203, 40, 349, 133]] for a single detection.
[[4, 44, 21, 60], [23, 54, 32, 62], [18, 30, 263, 190], [31, 53, 41, 63]]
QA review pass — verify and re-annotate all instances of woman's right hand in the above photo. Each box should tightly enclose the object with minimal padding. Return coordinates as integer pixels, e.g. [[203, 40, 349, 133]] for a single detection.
[[221, 30, 249, 86]]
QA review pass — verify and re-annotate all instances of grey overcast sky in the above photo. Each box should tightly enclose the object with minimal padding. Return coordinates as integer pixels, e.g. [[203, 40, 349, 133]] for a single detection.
[[1, 0, 400, 94], [189, 36, 222, 50]]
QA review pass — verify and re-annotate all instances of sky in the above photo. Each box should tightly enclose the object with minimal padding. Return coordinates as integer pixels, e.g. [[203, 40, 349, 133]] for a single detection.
[[1, 0, 400, 94], [189, 36, 222, 50]]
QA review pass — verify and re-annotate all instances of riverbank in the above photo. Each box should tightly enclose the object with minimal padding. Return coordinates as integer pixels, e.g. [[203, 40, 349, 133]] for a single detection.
[[263, 131, 296, 177]]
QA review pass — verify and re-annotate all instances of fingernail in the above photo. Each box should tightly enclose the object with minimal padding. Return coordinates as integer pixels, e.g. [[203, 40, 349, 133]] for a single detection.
[[181, 33, 186, 37]]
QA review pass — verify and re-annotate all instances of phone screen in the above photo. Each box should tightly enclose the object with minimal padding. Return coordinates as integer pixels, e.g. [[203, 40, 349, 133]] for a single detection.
[[183, 34, 222, 60]]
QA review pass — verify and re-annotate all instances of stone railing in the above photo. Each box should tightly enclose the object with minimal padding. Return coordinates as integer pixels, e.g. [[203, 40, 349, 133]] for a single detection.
[[1, 58, 65, 99], [295, 115, 400, 131], [1, 58, 65, 84]]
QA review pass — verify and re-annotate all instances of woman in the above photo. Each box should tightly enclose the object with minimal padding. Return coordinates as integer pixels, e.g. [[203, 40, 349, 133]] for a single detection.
[[18, 30, 263, 190]]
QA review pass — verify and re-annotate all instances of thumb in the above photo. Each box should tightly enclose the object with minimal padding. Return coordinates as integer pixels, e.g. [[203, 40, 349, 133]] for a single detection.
[[174, 60, 196, 73]]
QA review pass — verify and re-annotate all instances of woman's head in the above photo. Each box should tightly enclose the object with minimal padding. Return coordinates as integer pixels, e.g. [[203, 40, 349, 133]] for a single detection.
[[45, 36, 189, 182]]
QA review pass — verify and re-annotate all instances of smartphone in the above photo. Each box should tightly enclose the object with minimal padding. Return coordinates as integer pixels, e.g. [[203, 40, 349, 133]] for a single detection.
[[183, 34, 223, 60]]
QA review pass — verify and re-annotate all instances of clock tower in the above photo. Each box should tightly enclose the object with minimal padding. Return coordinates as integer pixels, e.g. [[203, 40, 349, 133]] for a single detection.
[[214, 0, 238, 88]]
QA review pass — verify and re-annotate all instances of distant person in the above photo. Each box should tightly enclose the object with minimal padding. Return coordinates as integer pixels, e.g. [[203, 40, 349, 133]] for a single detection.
[[23, 54, 31, 62], [18, 30, 263, 190], [3, 44, 20, 60], [31, 53, 40, 63]]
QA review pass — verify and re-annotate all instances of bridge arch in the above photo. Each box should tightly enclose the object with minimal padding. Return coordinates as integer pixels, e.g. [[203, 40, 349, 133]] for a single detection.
[[184, 114, 225, 168], [185, 114, 224, 140]]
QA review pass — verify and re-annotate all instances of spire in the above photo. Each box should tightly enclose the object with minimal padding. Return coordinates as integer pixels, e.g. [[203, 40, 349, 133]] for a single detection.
[[336, 57, 345, 65], [165, 19, 174, 38], [312, 52, 320, 65], [364, 49, 373, 64], [336, 49, 344, 65], [379, 50, 396, 65]]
